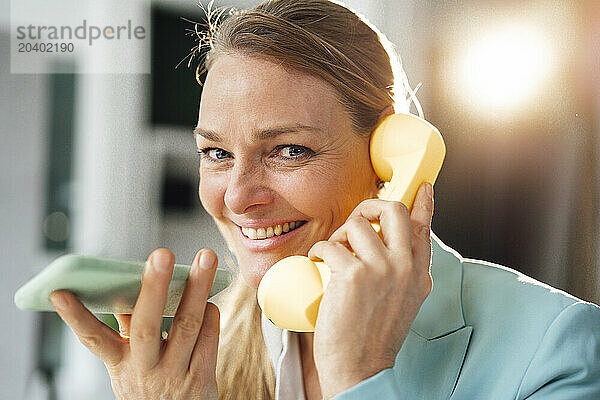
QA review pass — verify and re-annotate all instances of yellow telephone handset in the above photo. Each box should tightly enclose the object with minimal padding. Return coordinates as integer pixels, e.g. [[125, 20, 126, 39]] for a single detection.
[[257, 113, 446, 332]]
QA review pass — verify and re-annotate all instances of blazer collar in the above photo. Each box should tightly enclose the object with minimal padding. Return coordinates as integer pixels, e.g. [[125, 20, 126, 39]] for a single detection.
[[410, 230, 466, 339]]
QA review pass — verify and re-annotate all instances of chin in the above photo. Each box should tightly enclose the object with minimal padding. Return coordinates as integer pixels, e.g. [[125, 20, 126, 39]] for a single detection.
[[238, 257, 278, 289], [237, 247, 307, 289]]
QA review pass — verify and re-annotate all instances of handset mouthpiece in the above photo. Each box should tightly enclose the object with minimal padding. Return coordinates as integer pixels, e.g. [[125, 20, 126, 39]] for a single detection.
[[257, 256, 330, 332]]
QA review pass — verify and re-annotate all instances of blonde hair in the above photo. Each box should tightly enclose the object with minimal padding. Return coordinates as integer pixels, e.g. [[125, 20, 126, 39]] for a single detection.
[[194, 0, 420, 398], [212, 274, 276, 399]]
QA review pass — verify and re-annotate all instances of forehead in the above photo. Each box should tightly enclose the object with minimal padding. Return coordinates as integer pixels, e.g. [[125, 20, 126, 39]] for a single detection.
[[197, 54, 347, 139]]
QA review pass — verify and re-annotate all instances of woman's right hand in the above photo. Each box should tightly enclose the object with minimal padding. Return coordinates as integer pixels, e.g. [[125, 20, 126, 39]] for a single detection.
[[49, 248, 221, 400]]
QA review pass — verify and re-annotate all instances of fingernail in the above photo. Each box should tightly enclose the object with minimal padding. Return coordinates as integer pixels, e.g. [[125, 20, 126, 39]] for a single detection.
[[425, 182, 433, 199], [152, 251, 171, 272], [50, 293, 68, 311], [199, 250, 216, 270]]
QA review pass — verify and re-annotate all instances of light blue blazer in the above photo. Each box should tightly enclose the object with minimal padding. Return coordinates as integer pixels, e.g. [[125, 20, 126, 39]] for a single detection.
[[334, 231, 600, 399]]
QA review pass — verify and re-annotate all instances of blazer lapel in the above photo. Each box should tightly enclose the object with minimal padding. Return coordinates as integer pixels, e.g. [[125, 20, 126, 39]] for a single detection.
[[393, 231, 473, 399]]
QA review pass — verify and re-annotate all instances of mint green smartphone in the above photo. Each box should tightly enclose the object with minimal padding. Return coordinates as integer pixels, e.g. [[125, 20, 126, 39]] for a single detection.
[[14, 254, 233, 316]]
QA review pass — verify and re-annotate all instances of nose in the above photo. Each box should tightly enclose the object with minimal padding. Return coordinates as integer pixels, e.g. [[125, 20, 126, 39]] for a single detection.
[[224, 162, 274, 215]]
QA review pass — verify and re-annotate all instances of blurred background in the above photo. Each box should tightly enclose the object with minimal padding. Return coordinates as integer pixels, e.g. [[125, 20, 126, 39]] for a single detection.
[[1, 0, 598, 398]]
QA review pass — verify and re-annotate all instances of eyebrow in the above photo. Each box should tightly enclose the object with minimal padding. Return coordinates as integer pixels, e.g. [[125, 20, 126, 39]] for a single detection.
[[193, 124, 323, 142]]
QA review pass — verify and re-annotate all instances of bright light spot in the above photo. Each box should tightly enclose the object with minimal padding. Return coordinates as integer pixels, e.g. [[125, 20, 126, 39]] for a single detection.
[[461, 24, 553, 113]]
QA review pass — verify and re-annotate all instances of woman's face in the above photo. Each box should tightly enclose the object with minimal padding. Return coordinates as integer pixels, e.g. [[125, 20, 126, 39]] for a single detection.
[[195, 54, 379, 288]]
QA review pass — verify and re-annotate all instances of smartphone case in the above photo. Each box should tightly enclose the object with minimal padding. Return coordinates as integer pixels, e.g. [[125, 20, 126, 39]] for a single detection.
[[14, 254, 233, 316]]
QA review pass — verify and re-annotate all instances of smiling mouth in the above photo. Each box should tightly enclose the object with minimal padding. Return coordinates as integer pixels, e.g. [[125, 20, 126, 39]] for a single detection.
[[241, 221, 307, 240]]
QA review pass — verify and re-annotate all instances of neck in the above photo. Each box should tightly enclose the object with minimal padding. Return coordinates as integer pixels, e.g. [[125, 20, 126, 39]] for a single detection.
[[299, 331, 314, 350], [298, 331, 322, 400]]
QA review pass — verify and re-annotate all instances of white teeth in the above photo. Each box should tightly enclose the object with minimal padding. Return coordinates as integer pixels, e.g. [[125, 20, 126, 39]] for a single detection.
[[256, 227, 266, 239], [242, 221, 303, 240]]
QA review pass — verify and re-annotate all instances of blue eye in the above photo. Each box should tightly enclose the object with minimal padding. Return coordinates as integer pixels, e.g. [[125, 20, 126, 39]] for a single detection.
[[198, 147, 232, 161], [276, 145, 312, 160], [284, 146, 305, 157]]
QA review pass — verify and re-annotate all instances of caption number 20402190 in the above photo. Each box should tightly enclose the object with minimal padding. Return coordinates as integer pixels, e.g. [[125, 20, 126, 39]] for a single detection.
[[17, 42, 74, 53]]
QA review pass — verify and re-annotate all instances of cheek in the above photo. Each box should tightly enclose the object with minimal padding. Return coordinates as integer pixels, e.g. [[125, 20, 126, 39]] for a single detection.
[[309, 152, 375, 215], [277, 162, 366, 221], [198, 173, 226, 217]]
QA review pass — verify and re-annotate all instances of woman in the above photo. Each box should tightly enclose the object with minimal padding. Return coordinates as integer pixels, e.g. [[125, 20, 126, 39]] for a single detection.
[[49, 0, 600, 399]]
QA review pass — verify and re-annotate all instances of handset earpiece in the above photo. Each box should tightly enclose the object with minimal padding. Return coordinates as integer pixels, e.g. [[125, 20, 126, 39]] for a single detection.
[[370, 113, 446, 210], [258, 113, 446, 332]]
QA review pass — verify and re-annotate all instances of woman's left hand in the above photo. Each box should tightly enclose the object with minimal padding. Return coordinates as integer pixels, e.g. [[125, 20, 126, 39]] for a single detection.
[[307, 182, 434, 398]]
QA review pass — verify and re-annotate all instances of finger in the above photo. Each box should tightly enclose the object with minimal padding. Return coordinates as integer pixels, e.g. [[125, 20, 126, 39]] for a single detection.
[[114, 314, 132, 339], [190, 302, 220, 377], [346, 198, 412, 251], [308, 240, 359, 274], [410, 182, 434, 270], [130, 248, 174, 370], [163, 249, 217, 372], [328, 216, 386, 264], [50, 290, 124, 367]]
